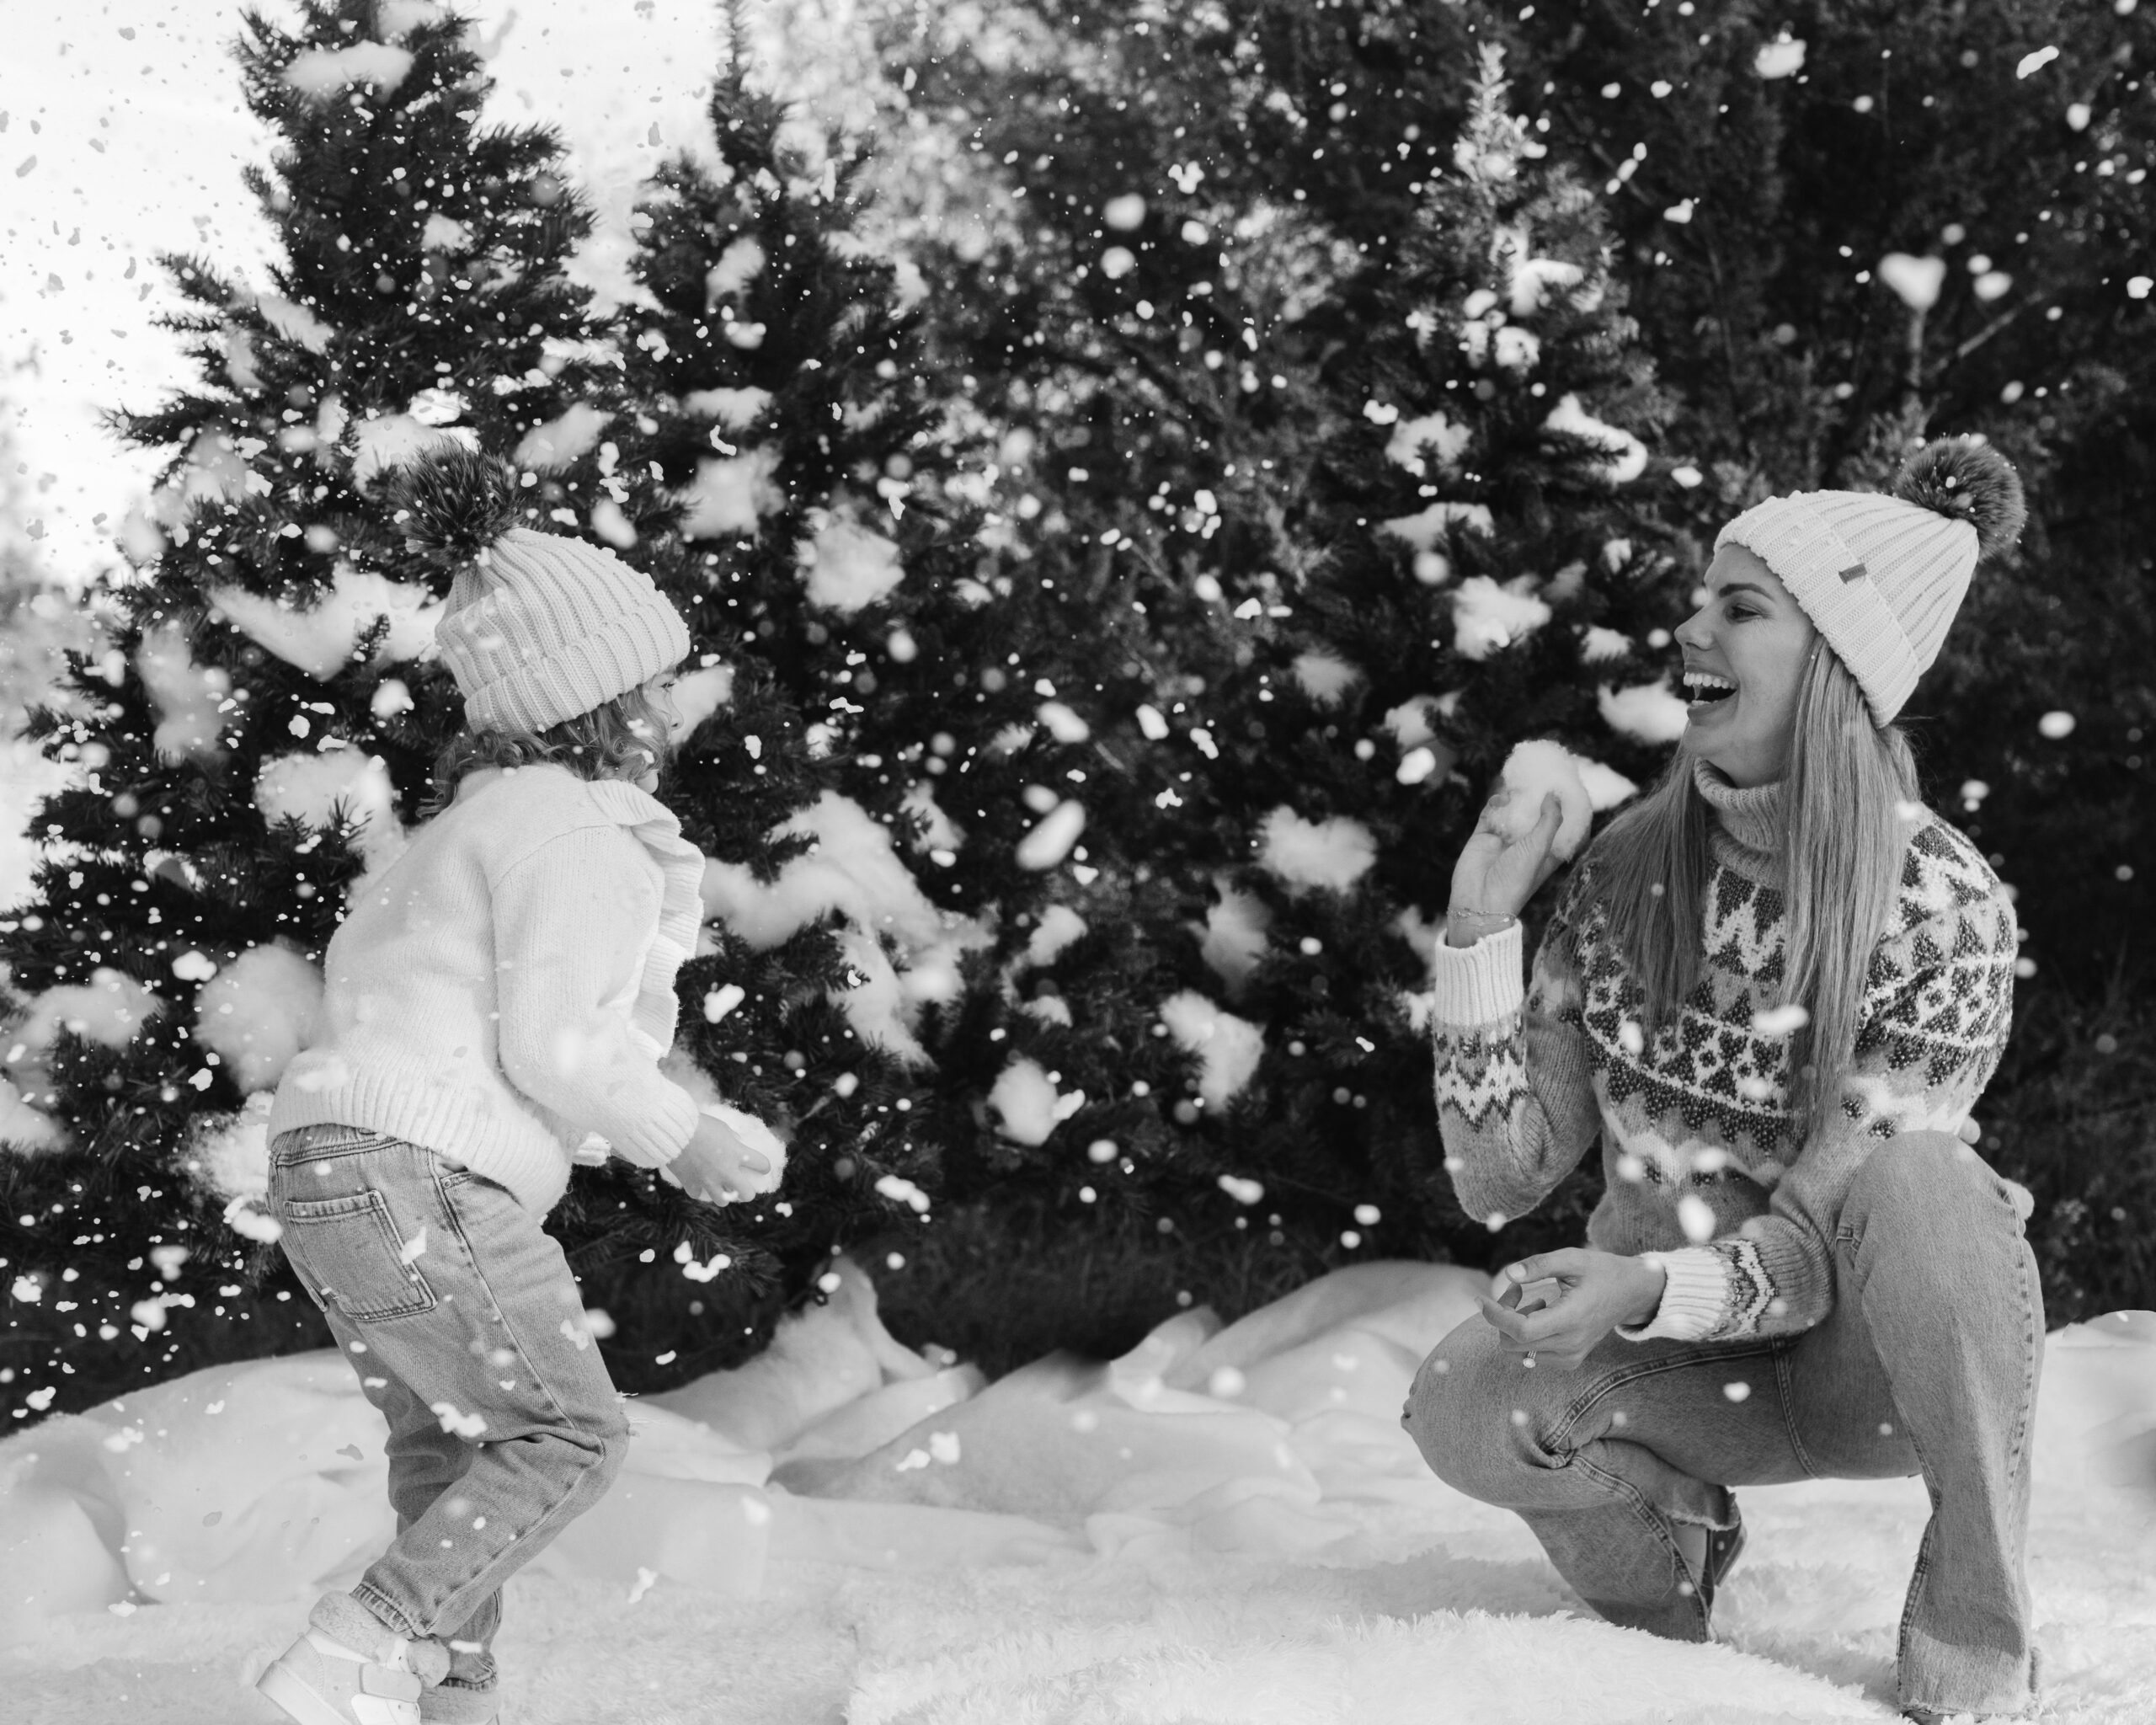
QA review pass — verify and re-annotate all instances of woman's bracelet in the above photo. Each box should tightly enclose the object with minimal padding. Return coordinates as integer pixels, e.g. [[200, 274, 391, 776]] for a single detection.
[[1445, 905, 1518, 946]]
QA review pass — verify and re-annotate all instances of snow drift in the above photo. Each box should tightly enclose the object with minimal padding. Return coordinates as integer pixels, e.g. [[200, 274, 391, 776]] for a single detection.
[[2, 1268, 2150, 1724]]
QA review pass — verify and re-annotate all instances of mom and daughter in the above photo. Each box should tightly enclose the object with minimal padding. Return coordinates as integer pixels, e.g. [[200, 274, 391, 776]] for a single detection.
[[255, 436, 2036, 1725]]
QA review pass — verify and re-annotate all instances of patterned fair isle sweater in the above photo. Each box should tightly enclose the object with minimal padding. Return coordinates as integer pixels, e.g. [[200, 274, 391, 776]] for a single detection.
[[1429, 761, 2020, 1343]]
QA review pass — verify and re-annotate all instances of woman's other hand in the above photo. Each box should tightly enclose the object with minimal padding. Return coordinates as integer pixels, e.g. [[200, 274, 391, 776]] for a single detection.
[[1448, 789, 1566, 947], [1476, 1248, 1668, 1370]]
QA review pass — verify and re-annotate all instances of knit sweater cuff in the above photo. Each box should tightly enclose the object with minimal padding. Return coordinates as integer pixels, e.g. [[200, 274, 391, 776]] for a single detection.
[[1429, 917, 1526, 1029], [1616, 1248, 1729, 1343], [607, 1079, 701, 1170]]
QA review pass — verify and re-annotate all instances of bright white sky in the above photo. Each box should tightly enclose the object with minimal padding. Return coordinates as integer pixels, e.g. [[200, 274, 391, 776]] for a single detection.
[[0, 0, 766, 581]]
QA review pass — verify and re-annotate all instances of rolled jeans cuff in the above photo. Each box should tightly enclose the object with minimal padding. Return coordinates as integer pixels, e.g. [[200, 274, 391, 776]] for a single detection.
[[309, 1589, 451, 1686]]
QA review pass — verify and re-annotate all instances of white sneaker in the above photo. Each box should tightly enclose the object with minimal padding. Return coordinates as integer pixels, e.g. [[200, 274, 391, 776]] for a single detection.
[[257, 1626, 426, 1725]]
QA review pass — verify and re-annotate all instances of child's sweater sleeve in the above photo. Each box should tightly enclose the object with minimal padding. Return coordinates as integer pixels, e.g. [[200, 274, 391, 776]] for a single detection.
[[1429, 877, 1605, 1228], [491, 825, 702, 1169], [1627, 846, 2020, 1343]]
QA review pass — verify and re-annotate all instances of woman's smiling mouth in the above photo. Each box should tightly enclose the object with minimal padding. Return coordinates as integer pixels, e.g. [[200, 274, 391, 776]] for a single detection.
[[1684, 668, 1738, 709]]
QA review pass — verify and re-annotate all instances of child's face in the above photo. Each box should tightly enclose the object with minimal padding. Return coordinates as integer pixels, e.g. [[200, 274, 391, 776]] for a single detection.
[[628, 670, 686, 792], [644, 671, 686, 745]]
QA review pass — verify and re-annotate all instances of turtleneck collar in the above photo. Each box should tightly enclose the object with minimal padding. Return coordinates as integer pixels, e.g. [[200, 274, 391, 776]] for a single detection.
[[1691, 757, 1784, 872]]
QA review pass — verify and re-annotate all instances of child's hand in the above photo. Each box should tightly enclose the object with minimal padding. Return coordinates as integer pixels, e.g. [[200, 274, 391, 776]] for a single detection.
[[661, 1104, 786, 1205], [661, 1120, 766, 1205]]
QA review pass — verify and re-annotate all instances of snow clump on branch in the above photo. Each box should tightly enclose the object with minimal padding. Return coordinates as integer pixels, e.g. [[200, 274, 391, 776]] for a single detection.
[[1543, 393, 1648, 484], [254, 751, 407, 875], [136, 622, 230, 764], [192, 943, 325, 1093], [1450, 576, 1552, 660], [698, 793, 990, 1063], [989, 1056, 1085, 1145], [798, 510, 905, 613], [1158, 991, 1265, 1108], [1257, 809, 1377, 895], [678, 448, 785, 538], [282, 42, 416, 100], [1598, 678, 1691, 744], [208, 570, 440, 680]]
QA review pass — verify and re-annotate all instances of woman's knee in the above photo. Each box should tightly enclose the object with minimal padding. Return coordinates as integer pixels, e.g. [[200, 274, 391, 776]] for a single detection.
[[1403, 1316, 1542, 1501], [1845, 1130, 2032, 1242]]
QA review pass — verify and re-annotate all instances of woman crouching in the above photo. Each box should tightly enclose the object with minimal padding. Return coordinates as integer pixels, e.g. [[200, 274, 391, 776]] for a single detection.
[[1404, 438, 2038, 1724]]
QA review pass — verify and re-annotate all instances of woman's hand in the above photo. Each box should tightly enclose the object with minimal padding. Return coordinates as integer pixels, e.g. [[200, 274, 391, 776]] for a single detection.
[[660, 1109, 782, 1205], [1476, 1248, 1668, 1371], [1448, 790, 1567, 947]]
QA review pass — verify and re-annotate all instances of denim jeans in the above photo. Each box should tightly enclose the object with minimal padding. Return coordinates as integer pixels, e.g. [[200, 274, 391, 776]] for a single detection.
[[1403, 1131, 2044, 1719], [268, 1125, 629, 1700]]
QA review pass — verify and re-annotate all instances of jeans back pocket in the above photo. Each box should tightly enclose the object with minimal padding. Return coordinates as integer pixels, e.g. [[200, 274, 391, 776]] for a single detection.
[[279, 1188, 438, 1322]]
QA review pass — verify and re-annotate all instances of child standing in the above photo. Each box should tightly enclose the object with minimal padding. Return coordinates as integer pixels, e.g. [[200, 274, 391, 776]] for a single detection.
[[255, 448, 775, 1725]]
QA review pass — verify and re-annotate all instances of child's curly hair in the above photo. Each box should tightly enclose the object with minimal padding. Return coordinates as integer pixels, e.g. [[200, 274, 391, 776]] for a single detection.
[[425, 681, 675, 817]]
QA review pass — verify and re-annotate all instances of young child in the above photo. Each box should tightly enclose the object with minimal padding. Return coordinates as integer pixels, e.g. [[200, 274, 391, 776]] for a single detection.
[[255, 447, 776, 1725]]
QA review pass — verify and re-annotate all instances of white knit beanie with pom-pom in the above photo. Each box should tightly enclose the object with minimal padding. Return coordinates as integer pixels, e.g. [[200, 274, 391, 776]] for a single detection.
[[393, 446, 690, 735], [1715, 435, 2027, 726]]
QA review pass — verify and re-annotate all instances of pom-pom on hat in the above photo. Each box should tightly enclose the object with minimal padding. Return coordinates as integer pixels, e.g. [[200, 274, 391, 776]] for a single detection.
[[1714, 435, 2026, 726], [394, 446, 691, 735]]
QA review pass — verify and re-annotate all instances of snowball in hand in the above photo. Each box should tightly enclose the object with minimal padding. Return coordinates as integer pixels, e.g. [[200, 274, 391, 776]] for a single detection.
[[699, 1101, 787, 1199], [1488, 740, 1593, 860]]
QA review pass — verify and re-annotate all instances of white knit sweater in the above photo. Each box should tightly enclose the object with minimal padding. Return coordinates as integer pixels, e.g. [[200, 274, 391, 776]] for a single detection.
[[268, 764, 707, 1213]]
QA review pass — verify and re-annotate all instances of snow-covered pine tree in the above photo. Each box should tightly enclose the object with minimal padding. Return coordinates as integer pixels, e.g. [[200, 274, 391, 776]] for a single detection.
[[0, 0, 654, 1423], [603, 23, 1239, 1278], [1155, 43, 1684, 1266], [908, 37, 1686, 1272], [551, 29, 1030, 1367], [877, 3, 1405, 1242]]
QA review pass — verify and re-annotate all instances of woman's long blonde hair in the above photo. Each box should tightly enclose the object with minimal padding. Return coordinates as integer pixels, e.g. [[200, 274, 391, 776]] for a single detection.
[[1569, 647, 1920, 1133]]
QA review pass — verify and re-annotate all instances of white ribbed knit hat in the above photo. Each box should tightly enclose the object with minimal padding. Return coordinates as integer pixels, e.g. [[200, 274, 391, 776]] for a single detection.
[[1715, 436, 2026, 727], [394, 447, 690, 735]]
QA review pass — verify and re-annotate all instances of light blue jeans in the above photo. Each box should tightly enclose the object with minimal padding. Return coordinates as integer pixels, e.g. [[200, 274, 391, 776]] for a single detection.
[[268, 1125, 629, 1706], [1403, 1131, 2043, 1719]]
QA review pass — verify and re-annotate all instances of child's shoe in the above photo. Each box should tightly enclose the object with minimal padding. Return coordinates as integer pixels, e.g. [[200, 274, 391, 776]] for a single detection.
[[256, 1626, 430, 1725]]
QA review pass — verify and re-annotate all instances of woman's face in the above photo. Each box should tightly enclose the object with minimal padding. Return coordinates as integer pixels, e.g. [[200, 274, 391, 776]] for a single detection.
[[1673, 544, 1819, 788], [628, 670, 686, 792]]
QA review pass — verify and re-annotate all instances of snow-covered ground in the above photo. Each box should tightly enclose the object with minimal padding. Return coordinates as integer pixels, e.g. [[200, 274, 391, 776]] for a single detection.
[[3, 1260, 2153, 1725]]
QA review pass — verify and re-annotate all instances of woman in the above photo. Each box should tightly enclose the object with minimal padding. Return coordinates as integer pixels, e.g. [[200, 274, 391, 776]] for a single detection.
[[1404, 438, 2038, 1723]]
